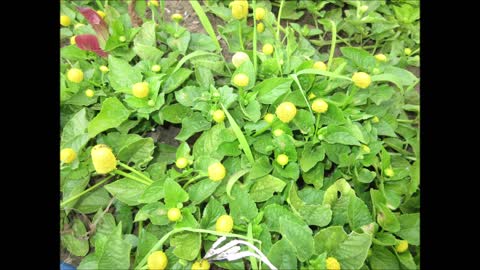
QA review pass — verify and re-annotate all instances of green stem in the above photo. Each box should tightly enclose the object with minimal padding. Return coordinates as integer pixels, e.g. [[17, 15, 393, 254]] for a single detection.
[[247, 223, 258, 270], [342, 86, 359, 109], [276, 0, 285, 41], [252, 0, 258, 74], [327, 20, 337, 71], [314, 113, 321, 137], [118, 162, 153, 184], [238, 19, 244, 50], [253, 123, 272, 137], [291, 74, 314, 118], [182, 174, 207, 189], [113, 170, 151, 186], [135, 227, 260, 270], [60, 175, 114, 208]]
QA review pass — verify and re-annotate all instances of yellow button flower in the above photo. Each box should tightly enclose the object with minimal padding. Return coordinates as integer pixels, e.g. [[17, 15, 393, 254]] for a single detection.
[[275, 102, 297, 123], [91, 144, 117, 174], [312, 99, 328, 113], [230, 0, 248, 20], [60, 148, 76, 164], [326, 257, 341, 270], [351, 72, 371, 89]]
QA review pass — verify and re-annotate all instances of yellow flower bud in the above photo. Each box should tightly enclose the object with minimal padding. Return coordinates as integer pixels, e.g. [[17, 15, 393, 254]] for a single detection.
[[326, 257, 341, 270], [232, 52, 250, 68], [67, 68, 84, 83], [256, 22, 265, 33], [60, 15, 71, 27], [70, 36, 76, 45], [99, 65, 109, 73], [91, 144, 117, 174], [230, 0, 249, 20], [312, 99, 328, 113], [171, 13, 183, 22], [351, 72, 371, 89], [85, 89, 95, 98], [208, 162, 226, 181], [233, 73, 249, 87], [255, 7, 266, 21], [313, 61, 327, 71], [375, 54, 387, 62], [132, 82, 149, 98], [96, 10, 106, 19], [264, 113, 275, 123], [262, 43, 274, 55], [395, 240, 409, 253], [275, 102, 297, 123], [60, 148, 77, 164]]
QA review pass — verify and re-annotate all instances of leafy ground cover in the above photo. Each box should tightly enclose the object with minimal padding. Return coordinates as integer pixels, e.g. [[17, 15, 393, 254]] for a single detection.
[[60, 0, 420, 269]]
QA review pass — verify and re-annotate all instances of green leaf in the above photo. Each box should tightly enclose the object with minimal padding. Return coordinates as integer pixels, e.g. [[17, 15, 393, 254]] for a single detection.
[[254, 77, 293, 104], [133, 44, 164, 62], [167, 30, 191, 54], [376, 204, 401, 232], [139, 179, 165, 204], [75, 187, 111, 214], [245, 100, 261, 122], [175, 112, 211, 141], [267, 239, 298, 270], [322, 125, 361, 146], [88, 97, 130, 138], [170, 232, 201, 260], [77, 254, 98, 270], [61, 108, 89, 152], [289, 184, 332, 227], [292, 109, 315, 134], [248, 156, 272, 180], [134, 202, 169, 225], [200, 198, 226, 230], [164, 178, 189, 208], [396, 250, 417, 269], [175, 86, 203, 107], [97, 225, 132, 270], [340, 47, 376, 69], [372, 232, 397, 246], [189, 33, 218, 52], [323, 178, 355, 206], [279, 216, 314, 262], [369, 245, 400, 269], [300, 142, 325, 172], [117, 138, 155, 167], [162, 103, 192, 124], [163, 68, 193, 93], [347, 196, 373, 231], [369, 85, 395, 105], [394, 213, 419, 245], [228, 186, 258, 224], [263, 204, 306, 232], [135, 229, 158, 267], [134, 21, 156, 46], [61, 218, 89, 256], [249, 175, 286, 202], [219, 85, 238, 109], [61, 45, 89, 61], [330, 232, 372, 269], [104, 177, 148, 206], [357, 168, 376, 184], [302, 162, 325, 189], [314, 226, 348, 255], [188, 179, 221, 204], [108, 55, 142, 93]]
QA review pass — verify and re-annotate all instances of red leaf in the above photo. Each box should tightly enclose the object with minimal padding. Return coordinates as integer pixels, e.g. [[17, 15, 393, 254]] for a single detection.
[[77, 7, 109, 44], [75, 34, 108, 58]]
